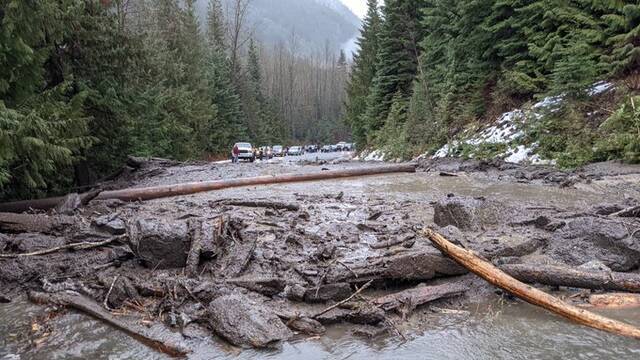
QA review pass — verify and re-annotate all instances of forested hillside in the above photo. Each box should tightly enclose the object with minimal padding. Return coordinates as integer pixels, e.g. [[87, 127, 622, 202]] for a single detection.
[[194, 0, 360, 56], [0, 0, 350, 200], [346, 0, 640, 165]]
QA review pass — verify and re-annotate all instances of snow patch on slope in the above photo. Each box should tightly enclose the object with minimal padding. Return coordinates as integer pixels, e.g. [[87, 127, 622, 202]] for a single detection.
[[428, 82, 614, 164]]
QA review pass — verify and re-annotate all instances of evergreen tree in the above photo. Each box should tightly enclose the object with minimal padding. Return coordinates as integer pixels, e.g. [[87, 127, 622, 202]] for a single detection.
[[0, 0, 93, 199], [344, 0, 381, 147], [364, 0, 425, 140], [205, 0, 246, 154]]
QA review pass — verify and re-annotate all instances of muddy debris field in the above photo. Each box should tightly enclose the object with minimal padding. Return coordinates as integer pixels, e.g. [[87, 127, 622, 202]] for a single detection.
[[1, 157, 640, 356]]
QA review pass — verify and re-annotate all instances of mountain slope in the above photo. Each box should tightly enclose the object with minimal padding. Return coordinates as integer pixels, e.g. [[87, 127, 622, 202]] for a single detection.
[[195, 0, 360, 55]]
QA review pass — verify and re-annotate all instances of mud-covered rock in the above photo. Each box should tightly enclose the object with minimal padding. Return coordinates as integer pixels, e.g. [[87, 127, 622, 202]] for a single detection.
[[227, 276, 286, 296], [304, 283, 351, 302], [433, 196, 506, 231], [286, 316, 325, 335], [547, 217, 640, 271], [315, 305, 385, 325], [284, 283, 306, 301], [100, 275, 140, 309], [93, 214, 126, 235], [128, 219, 190, 269], [384, 250, 468, 280], [207, 293, 292, 348], [55, 193, 81, 215]]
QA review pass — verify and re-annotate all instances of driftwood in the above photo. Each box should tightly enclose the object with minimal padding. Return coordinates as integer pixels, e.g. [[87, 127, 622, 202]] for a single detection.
[[29, 291, 189, 357], [0, 212, 76, 234], [213, 200, 300, 211], [372, 282, 468, 313], [313, 280, 373, 319], [587, 293, 640, 309], [610, 205, 640, 218], [0, 235, 125, 258], [501, 264, 640, 293], [185, 219, 204, 278], [423, 228, 640, 340], [93, 164, 416, 202]]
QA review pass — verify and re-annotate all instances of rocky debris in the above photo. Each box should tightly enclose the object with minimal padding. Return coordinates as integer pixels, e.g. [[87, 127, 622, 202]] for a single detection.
[[214, 227, 257, 278], [433, 195, 506, 231], [207, 293, 293, 348], [546, 217, 640, 271], [93, 214, 126, 235], [100, 275, 140, 309], [326, 249, 467, 284], [304, 283, 352, 302], [55, 193, 82, 215], [285, 316, 325, 335], [226, 276, 287, 296], [128, 219, 190, 269], [315, 305, 385, 325]]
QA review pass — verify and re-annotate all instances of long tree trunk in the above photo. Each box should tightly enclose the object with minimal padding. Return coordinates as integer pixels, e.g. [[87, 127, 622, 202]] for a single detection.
[[423, 228, 640, 340]]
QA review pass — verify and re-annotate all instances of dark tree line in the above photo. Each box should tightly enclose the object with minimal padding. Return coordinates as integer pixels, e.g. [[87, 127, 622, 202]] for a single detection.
[[345, 0, 640, 164], [0, 0, 349, 200]]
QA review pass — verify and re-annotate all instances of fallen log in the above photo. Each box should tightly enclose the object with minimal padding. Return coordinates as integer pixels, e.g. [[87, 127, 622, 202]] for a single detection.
[[0, 192, 100, 214], [423, 228, 640, 340], [0, 212, 76, 234], [0, 235, 125, 258], [0, 164, 415, 213], [29, 291, 189, 357], [610, 205, 640, 218], [372, 282, 468, 313], [185, 219, 204, 278], [587, 293, 640, 309], [500, 264, 640, 293], [95, 164, 416, 202]]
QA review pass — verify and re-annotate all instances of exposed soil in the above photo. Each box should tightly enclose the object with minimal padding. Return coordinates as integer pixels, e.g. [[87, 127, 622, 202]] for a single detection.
[[1, 156, 639, 356]]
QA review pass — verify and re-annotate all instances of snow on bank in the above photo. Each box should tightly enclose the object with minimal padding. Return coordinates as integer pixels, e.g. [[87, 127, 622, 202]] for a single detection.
[[426, 82, 613, 165], [361, 149, 385, 162]]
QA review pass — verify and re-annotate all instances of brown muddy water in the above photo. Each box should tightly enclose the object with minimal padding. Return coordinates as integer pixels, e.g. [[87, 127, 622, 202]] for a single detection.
[[2, 169, 639, 359], [2, 297, 640, 359]]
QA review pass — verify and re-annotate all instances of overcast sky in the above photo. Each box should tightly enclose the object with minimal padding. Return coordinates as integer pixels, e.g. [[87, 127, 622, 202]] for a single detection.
[[340, 0, 367, 19]]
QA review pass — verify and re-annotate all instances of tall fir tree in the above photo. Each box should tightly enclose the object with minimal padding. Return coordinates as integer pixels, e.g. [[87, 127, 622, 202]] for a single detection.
[[344, 0, 381, 146], [364, 0, 425, 141]]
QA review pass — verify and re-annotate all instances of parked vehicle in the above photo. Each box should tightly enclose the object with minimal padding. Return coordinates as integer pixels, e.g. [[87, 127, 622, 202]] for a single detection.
[[232, 142, 255, 162], [272, 145, 284, 157], [305, 145, 318, 153], [336, 142, 347, 151], [288, 146, 304, 156], [257, 146, 272, 160], [329, 144, 338, 152], [343, 143, 354, 151], [320, 145, 332, 153]]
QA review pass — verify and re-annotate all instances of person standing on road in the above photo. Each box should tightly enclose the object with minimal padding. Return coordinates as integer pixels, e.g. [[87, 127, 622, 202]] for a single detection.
[[232, 144, 239, 163]]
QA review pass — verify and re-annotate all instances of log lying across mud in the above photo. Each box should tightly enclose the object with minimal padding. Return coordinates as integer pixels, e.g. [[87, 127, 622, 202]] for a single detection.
[[29, 291, 189, 358], [501, 264, 640, 293], [0, 164, 416, 212], [423, 228, 640, 340], [95, 164, 417, 202]]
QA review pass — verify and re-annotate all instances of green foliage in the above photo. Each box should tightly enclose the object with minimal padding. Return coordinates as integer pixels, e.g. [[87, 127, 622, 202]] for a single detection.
[[344, 0, 381, 147], [595, 95, 640, 163], [344, 0, 640, 165]]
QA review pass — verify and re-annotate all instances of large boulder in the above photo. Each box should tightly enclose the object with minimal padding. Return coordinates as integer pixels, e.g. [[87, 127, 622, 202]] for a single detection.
[[546, 217, 640, 271], [207, 293, 292, 348], [128, 219, 190, 269], [433, 196, 506, 231]]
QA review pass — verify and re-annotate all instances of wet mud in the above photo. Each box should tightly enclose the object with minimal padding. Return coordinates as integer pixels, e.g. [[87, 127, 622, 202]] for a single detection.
[[1, 156, 639, 357]]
